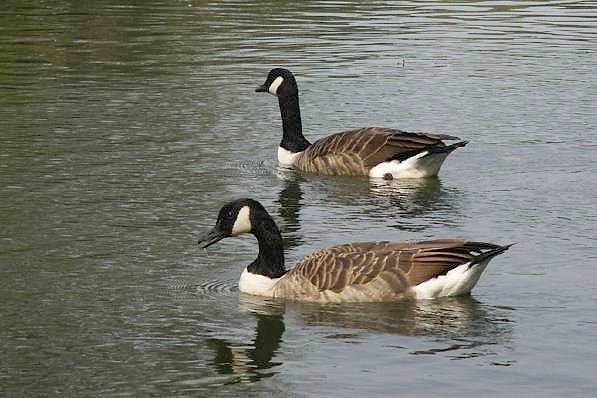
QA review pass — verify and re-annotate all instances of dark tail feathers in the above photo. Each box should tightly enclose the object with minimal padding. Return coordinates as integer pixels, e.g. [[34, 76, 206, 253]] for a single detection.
[[424, 140, 469, 155], [469, 243, 515, 268], [390, 141, 468, 162]]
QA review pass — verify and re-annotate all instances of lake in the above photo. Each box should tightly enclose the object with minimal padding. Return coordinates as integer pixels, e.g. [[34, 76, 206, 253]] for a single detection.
[[1, 1, 596, 396]]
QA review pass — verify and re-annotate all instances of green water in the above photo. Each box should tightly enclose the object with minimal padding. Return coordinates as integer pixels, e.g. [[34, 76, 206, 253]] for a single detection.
[[1, 1, 596, 396]]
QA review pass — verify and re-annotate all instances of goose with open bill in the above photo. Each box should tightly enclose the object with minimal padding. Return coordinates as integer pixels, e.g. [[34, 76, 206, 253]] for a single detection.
[[198, 198, 512, 302]]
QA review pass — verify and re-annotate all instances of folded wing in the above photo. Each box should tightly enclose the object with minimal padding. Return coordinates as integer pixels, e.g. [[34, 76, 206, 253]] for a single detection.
[[295, 128, 460, 175], [273, 239, 504, 301]]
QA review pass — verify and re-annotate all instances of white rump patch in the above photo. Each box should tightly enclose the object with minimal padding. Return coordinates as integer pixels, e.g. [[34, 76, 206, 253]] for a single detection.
[[412, 261, 490, 299], [369, 152, 449, 179], [238, 267, 280, 297], [277, 146, 302, 166], [268, 76, 284, 95], [231, 206, 251, 236]]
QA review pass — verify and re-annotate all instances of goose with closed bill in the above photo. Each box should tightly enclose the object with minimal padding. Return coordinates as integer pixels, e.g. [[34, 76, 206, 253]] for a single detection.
[[256, 68, 468, 180]]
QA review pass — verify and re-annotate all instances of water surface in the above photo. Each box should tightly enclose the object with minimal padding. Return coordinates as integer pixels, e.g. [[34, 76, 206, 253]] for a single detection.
[[1, 1, 596, 396]]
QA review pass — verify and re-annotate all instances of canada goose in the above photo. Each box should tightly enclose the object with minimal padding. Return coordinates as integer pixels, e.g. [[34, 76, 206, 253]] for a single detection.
[[256, 68, 468, 179], [198, 198, 512, 302]]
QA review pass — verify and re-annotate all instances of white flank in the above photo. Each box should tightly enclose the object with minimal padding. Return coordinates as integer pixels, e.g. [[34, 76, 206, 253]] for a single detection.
[[238, 267, 280, 297], [369, 152, 449, 179], [231, 206, 251, 236], [268, 76, 284, 95], [277, 146, 302, 166], [412, 261, 490, 299]]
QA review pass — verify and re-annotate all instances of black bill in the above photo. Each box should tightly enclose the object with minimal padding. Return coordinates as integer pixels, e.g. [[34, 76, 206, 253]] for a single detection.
[[197, 227, 227, 249]]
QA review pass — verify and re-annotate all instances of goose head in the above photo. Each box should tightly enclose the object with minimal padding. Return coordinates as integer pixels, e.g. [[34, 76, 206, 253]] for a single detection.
[[198, 198, 286, 279], [198, 198, 262, 248], [255, 68, 298, 97]]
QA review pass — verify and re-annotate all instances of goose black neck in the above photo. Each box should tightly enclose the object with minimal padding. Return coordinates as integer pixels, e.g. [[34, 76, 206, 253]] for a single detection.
[[247, 213, 286, 279], [278, 93, 310, 153]]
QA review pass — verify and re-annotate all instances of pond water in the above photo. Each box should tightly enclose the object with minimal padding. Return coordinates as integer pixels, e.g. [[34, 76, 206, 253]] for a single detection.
[[1, 1, 596, 396]]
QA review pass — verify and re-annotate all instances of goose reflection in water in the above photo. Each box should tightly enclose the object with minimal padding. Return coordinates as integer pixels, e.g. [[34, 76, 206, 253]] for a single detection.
[[275, 170, 305, 250], [240, 294, 514, 364], [205, 296, 514, 384], [207, 310, 285, 384], [275, 167, 463, 232]]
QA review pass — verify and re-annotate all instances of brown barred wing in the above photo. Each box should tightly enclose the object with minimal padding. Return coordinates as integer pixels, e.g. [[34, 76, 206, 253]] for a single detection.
[[285, 250, 411, 296], [287, 239, 504, 290], [295, 128, 459, 175]]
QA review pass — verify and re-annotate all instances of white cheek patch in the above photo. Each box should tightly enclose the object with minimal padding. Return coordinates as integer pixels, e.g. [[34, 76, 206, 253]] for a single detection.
[[268, 76, 284, 95], [232, 206, 251, 236]]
